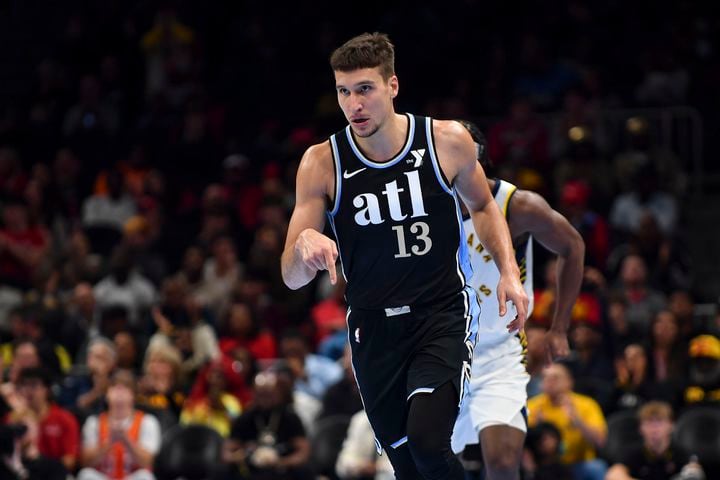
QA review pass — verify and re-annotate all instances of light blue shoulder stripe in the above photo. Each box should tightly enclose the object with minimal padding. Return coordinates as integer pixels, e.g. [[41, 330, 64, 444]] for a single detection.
[[329, 135, 342, 216], [425, 117, 453, 195]]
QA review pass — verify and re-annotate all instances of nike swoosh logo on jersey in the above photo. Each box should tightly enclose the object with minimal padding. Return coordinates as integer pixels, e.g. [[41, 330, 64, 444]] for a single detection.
[[343, 168, 367, 179]]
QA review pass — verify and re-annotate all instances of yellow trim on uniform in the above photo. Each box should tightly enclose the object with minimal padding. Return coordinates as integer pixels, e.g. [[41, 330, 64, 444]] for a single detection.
[[502, 185, 518, 217], [517, 328, 529, 367]]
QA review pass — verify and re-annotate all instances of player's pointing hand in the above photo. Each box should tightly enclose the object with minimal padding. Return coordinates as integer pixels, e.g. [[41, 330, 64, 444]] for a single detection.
[[296, 228, 339, 284]]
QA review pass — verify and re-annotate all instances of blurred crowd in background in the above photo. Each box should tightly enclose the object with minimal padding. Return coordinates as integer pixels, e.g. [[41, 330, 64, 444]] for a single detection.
[[0, 0, 719, 479]]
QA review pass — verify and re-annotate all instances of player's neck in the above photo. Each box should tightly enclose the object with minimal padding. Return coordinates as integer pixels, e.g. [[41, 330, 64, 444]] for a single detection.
[[354, 112, 408, 162]]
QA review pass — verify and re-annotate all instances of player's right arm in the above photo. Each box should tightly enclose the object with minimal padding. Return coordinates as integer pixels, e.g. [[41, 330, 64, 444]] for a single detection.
[[281, 143, 338, 290], [435, 120, 528, 331]]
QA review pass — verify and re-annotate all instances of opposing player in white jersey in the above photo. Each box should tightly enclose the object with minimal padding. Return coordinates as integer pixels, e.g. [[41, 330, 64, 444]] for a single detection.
[[452, 121, 585, 480]]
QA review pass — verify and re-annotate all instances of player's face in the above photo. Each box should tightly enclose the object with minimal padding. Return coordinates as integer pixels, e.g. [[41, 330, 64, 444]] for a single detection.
[[335, 67, 398, 138]]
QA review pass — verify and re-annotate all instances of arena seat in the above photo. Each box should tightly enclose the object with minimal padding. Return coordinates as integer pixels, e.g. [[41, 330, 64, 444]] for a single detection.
[[154, 424, 224, 480], [602, 409, 642, 464], [673, 406, 720, 477]]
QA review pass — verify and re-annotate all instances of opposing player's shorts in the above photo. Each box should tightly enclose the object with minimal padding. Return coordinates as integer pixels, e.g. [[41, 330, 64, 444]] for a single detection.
[[347, 286, 480, 452], [451, 331, 529, 454]]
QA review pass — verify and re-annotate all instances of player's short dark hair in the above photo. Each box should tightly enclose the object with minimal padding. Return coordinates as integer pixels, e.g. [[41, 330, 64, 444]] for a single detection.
[[458, 120, 492, 170], [330, 32, 395, 80]]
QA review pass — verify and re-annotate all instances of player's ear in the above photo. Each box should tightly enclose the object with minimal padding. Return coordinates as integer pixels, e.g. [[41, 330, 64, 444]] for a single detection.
[[389, 75, 399, 98]]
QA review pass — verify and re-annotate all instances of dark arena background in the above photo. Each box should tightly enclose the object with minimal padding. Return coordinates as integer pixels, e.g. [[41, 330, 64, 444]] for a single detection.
[[0, 1, 718, 479]]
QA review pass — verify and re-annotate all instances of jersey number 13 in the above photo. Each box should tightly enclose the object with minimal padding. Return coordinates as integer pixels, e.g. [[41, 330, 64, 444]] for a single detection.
[[392, 221, 432, 258]]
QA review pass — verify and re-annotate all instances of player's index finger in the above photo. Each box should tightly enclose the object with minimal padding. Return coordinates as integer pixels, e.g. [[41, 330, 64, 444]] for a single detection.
[[498, 289, 507, 315], [324, 248, 337, 284]]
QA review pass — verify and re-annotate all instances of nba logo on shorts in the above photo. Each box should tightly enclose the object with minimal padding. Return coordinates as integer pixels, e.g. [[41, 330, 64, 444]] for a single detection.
[[355, 327, 361, 343]]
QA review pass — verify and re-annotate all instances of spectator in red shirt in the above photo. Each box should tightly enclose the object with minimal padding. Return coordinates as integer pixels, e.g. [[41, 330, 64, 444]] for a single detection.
[[0, 197, 49, 290], [188, 355, 251, 408], [219, 300, 277, 361], [222, 153, 263, 232], [488, 97, 549, 169], [559, 180, 609, 270], [11, 367, 79, 471]]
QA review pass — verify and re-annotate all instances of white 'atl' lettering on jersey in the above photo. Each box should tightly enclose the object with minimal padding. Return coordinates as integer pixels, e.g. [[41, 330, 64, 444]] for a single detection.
[[352, 170, 428, 226]]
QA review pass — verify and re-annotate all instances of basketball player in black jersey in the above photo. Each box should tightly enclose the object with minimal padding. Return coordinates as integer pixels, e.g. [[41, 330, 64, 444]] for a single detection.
[[281, 33, 528, 480], [453, 121, 583, 480]]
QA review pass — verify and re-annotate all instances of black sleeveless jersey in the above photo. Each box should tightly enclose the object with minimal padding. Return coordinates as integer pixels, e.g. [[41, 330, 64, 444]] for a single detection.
[[326, 113, 473, 309]]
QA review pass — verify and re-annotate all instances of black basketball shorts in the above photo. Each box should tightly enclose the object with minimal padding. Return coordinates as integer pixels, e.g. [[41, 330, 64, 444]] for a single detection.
[[347, 285, 480, 451]]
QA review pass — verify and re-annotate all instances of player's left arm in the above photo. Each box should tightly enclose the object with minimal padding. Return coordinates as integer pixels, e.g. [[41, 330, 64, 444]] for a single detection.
[[434, 120, 528, 332], [509, 190, 585, 363]]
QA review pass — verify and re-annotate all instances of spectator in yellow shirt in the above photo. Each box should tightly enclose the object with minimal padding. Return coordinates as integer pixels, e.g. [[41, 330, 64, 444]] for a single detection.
[[527, 362, 608, 480], [180, 360, 242, 437]]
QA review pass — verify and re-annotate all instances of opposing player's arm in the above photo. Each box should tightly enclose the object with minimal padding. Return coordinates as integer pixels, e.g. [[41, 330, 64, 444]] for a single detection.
[[281, 143, 338, 290], [434, 120, 528, 330], [509, 190, 584, 360]]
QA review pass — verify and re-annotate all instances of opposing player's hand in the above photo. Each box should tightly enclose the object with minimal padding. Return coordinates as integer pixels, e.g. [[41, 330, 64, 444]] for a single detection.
[[497, 274, 528, 333], [544, 329, 570, 366], [296, 228, 339, 284]]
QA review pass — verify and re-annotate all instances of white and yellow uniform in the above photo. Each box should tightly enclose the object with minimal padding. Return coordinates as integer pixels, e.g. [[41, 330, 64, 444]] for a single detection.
[[452, 179, 533, 453]]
